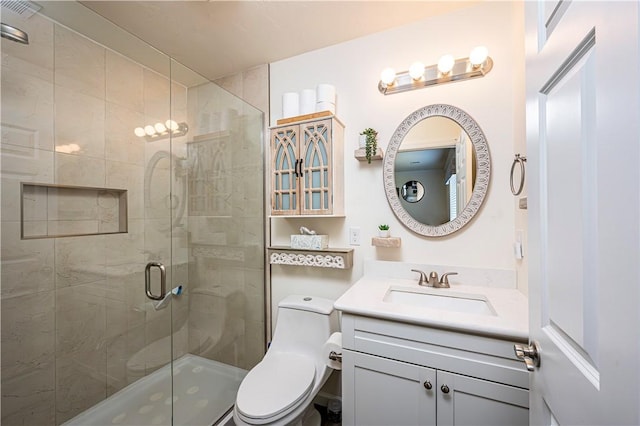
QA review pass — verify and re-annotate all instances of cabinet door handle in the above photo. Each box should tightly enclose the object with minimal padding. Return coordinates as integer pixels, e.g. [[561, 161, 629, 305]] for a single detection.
[[293, 159, 299, 177], [423, 380, 432, 390], [298, 159, 304, 177], [440, 384, 450, 394]]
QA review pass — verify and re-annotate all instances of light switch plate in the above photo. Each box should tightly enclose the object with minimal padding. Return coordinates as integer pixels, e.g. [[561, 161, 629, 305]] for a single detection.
[[349, 227, 361, 245]]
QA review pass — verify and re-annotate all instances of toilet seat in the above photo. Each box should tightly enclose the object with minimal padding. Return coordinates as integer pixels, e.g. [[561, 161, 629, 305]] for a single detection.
[[236, 352, 316, 423]]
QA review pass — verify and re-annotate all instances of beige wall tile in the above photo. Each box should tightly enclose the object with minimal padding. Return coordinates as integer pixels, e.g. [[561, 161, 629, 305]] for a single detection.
[[1, 68, 55, 151], [55, 283, 107, 356], [55, 152, 105, 187], [54, 236, 106, 288], [1, 363, 55, 426], [105, 102, 145, 166], [1, 290, 56, 378], [106, 50, 144, 113], [1, 146, 54, 222], [1, 13, 54, 81], [54, 25, 105, 99], [54, 85, 105, 158], [143, 68, 170, 124], [106, 160, 144, 220], [1, 290, 56, 425], [1, 221, 55, 298], [55, 350, 106, 424]]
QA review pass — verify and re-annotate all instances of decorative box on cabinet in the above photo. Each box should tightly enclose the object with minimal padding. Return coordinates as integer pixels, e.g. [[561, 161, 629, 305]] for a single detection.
[[270, 116, 344, 216], [341, 314, 529, 426]]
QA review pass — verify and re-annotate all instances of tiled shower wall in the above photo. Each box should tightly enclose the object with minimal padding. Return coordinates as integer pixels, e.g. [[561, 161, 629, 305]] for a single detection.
[[1, 13, 189, 424], [1, 11, 265, 425]]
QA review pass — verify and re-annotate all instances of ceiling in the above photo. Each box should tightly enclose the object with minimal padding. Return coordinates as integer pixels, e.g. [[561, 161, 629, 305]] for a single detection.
[[78, 1, 480, 81]]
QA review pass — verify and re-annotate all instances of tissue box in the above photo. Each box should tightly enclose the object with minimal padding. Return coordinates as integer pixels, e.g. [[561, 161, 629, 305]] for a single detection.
[[290, 234, 329, 250]]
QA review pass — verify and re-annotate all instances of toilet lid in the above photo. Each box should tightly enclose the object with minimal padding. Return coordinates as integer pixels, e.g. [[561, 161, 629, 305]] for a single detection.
[[236, 352, 315, 421]]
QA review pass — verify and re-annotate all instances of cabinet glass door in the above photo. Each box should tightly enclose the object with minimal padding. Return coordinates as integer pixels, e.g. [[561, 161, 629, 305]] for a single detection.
[[272, 126, 299, 215], [301, 120, 332, 215]]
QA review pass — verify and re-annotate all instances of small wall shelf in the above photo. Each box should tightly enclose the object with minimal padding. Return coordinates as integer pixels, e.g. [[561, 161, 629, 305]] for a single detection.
[[371, 237, 401, 248], [354, 147, 384, 162], [268, 246, 353, 269]]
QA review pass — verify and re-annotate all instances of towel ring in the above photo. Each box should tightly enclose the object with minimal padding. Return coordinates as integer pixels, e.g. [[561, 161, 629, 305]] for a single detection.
[[510, 154, 527, 196]]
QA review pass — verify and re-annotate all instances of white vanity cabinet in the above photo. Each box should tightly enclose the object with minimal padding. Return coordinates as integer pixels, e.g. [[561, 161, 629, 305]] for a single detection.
[[341, 314, 529, 426], [270, 116, 344, 216]]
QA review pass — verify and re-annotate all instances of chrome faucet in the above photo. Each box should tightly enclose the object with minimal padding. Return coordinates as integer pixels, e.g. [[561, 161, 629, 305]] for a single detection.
[[411, 269, 458, 288]]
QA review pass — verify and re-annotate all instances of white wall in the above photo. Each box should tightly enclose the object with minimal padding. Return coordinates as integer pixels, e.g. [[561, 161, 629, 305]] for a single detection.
[[268, 2, 526, 321]]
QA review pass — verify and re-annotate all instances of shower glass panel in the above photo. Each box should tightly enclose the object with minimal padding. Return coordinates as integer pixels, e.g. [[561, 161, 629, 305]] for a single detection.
[[1, 3, 265, 426]]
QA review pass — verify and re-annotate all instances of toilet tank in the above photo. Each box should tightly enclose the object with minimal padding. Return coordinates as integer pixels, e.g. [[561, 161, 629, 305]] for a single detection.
[[269, 295, 339, 356]]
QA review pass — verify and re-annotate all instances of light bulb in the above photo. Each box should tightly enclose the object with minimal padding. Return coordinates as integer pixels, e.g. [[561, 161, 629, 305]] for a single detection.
[[380, 67, 396, 86], [165, 120, 179, 131], [144, 125, 156, 136], [134, 127, 146, 137], [470, 46, 489, 67], [408, 62, 425, 80], [154, 122, 167, 133], [438, 55, 455, 74]]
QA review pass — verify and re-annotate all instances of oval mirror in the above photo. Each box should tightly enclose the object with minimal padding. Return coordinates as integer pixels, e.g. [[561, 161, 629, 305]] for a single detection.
[[383, 104, 490, 237]]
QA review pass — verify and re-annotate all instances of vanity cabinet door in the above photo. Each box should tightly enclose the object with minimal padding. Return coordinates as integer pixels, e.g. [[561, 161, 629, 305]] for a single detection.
[[343, 350, 436, 426], [436, 370, 529, 426]]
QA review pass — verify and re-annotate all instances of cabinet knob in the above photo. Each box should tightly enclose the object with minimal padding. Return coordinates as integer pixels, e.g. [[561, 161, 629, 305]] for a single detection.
[[440, 384, 450, 394], [423, 380, 432, 390]]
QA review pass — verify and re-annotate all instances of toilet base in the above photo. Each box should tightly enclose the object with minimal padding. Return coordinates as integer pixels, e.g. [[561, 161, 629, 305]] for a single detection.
[[300, 405, 321, 426]]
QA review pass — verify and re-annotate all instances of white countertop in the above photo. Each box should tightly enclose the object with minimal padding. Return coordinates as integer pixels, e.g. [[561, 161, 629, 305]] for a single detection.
[[334, 276, 529, 341]]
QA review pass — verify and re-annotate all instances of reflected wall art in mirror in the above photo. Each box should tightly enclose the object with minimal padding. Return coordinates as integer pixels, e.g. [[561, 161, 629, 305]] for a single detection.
[[383, 104, 490, 237]]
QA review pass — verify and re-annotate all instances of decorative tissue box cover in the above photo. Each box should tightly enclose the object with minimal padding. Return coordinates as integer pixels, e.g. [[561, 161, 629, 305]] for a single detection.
[[290, 234, 329, 250]]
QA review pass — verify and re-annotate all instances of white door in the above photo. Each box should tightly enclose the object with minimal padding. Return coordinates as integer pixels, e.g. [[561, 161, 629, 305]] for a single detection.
[[526, 1, 640, 425]]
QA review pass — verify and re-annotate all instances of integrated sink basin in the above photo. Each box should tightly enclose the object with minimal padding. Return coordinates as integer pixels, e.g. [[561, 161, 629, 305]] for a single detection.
[[383, 286, 496, 316]]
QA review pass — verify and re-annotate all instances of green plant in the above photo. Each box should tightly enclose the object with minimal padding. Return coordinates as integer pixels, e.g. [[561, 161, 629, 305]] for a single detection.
[[360, 128, 378, 164], [378, 224, 390, 231]]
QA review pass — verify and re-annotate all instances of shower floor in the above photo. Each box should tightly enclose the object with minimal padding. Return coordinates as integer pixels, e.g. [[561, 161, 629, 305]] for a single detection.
[[63, 354, 247, 426]]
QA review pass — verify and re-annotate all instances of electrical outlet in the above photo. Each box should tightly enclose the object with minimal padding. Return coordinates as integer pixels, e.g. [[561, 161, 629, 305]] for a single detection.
[[349, 227, 361, 245]]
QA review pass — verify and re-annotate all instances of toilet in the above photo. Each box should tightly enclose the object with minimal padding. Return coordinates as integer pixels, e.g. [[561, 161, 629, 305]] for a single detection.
[[233, 295, 339, 426]]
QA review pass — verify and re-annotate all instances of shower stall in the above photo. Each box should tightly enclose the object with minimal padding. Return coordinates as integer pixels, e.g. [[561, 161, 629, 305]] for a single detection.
[[1, 2, 266, 425]]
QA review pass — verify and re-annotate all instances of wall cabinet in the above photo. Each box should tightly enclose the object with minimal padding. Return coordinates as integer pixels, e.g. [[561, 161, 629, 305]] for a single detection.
[[270, 117, 344, 216], [341, 314, 529, 426]]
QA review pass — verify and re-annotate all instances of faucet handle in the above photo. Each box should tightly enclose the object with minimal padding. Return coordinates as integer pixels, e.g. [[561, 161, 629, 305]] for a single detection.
[[411, 269, 428, 286], [439, 272, 458, 287]]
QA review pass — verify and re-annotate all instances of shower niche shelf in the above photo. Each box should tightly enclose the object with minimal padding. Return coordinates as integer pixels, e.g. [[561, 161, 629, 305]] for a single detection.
[[268, 246, 353, 269], [21, 183, 128, 239]]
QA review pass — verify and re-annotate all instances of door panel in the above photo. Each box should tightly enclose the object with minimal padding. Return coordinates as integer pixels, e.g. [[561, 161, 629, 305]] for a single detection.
[[542, 35, 597, 365], [526, 1, 640, 424]]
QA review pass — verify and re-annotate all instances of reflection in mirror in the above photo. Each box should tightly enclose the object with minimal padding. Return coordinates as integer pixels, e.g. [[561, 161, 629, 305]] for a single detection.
[[383, 104, 490, 237], [395, 117, 475, 226], [400, 180, 425, 203]]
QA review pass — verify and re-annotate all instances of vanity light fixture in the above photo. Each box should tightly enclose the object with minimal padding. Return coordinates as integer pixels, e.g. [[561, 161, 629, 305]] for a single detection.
[[134, 120, 189, 142], [378, 46, 493, 95]]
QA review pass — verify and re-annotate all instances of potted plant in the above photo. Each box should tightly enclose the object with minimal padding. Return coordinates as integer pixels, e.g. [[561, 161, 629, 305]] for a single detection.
[[378, 224, 390, 238], [360, 128, 378, 164]]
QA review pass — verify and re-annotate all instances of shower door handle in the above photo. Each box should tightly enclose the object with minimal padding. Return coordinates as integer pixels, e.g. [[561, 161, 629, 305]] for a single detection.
[[145, 262, 166, 301]]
